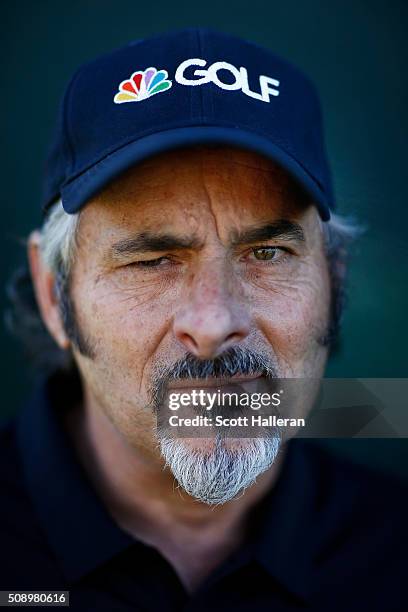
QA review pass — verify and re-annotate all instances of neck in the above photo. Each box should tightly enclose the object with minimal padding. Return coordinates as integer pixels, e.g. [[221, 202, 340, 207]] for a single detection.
[[65, 393, 286, 591]]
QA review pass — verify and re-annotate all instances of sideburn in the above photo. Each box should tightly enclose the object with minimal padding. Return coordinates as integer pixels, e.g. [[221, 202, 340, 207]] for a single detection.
[[55, 269, 96, 360]]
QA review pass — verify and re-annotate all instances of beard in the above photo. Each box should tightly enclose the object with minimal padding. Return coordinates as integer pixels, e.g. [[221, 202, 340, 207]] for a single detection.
[[150, 345, 283, 505], [159, 433, 281, 505]]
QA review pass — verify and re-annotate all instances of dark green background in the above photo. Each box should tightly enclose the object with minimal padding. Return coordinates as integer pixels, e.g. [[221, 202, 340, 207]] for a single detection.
[[1, 1, 407, 476]]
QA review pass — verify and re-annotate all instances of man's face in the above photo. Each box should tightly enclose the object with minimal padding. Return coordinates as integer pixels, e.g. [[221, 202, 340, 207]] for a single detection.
[[67, 147, 330, 499]]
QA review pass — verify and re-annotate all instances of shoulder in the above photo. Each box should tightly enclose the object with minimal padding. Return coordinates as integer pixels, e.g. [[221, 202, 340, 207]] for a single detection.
[[0, 419, 59, 588], [297, 440, 408, 535], [301, 440, 408, 515], [297, 441, 408, 606]]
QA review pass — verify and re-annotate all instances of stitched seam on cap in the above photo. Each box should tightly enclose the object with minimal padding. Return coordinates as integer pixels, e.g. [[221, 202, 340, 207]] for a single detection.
[[198, 30, 214, 120], [189, 32, 194, 122], [196, 29, 204, 123]]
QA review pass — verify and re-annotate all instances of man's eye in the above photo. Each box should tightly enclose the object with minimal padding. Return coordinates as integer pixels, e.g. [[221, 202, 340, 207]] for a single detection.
[[250, 247, 284, 261], [132, 257, 170, 268]]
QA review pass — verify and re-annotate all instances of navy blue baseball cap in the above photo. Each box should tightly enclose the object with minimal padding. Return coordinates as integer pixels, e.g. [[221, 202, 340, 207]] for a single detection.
[[43, 28, 334, 220]]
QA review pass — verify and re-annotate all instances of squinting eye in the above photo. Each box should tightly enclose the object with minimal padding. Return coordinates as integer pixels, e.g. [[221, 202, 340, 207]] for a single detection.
[[251, 247, 282, 261], [133, 256, 170, 268]]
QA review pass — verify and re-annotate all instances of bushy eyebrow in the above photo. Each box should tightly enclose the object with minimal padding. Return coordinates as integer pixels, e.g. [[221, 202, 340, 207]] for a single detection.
[[109, 219, 304, 258], [230, 220, 305, 246], [110, 233, 203, 257]]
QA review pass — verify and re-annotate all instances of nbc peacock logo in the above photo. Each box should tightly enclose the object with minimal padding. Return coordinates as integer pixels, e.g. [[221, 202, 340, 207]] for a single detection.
[[114, 67, 172, 103]]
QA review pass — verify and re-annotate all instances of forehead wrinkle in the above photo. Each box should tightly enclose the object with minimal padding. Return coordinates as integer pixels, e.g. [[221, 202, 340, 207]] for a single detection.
[[203, 158, 287, 180], [86, 148, 310, 251], [201, 149, 295, 187], [200, 150, 269, 243], [198, 157, 227, 245], [198, 152, 290, 244]]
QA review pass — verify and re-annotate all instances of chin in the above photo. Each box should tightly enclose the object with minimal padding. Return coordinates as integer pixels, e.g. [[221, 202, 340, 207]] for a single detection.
[[174, 436, 264, 455], [158, 433, 281, 505]]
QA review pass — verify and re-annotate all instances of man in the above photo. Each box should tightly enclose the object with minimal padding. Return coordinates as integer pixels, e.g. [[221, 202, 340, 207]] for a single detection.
[[1, 28, 407, 611]]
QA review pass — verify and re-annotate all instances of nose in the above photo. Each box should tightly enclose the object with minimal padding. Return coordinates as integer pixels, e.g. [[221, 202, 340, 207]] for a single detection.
[[173, 268, 251, 359]]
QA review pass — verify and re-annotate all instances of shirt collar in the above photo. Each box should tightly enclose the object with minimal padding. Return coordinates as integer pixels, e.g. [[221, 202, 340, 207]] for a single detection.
[[17, 371, 134, 583]]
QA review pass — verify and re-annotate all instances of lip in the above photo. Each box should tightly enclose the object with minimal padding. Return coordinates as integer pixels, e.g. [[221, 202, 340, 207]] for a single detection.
[[168, 374, 264, 390]]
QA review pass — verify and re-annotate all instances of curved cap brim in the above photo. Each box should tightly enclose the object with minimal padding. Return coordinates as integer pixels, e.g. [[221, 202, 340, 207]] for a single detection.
[[60, 126, 331, 221]]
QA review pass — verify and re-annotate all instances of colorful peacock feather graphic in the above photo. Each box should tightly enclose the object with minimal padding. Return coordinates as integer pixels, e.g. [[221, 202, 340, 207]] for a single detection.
[[114, 67, 172, 103]]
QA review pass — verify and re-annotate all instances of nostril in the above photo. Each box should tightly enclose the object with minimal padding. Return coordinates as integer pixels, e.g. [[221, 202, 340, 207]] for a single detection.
[[225, 332, 243, 344], [174, 310, 251, 358], [178, 333, 198, 352]]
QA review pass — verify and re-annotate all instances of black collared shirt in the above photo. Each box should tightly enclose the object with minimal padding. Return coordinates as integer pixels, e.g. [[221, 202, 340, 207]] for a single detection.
[[0, 372, 407, 611]]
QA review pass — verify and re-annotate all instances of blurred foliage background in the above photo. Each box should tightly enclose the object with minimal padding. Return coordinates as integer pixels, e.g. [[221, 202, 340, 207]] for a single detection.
[[1, 0, 407, 478]]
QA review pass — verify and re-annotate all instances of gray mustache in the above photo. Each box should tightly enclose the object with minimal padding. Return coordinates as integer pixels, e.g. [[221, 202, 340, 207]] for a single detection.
[[163, 346, 278, 380], [150, 346, 279, 412]]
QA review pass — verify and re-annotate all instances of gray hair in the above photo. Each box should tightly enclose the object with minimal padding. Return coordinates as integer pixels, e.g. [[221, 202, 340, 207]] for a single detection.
[[6, 199, 361, 373], [39, 199, 80, 277]]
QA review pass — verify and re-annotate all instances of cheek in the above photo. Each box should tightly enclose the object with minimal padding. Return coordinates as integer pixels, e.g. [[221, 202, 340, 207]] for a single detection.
[[251, 260, 330, 366], [73, 273, 180, 386]]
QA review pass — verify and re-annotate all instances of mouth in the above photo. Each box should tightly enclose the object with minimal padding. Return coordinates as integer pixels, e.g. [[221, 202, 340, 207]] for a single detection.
[[168, 374, 265, 391]]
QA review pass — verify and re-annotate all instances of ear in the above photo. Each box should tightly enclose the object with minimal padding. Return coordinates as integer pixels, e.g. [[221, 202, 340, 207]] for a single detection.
[[27, 231, 70, 350]]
